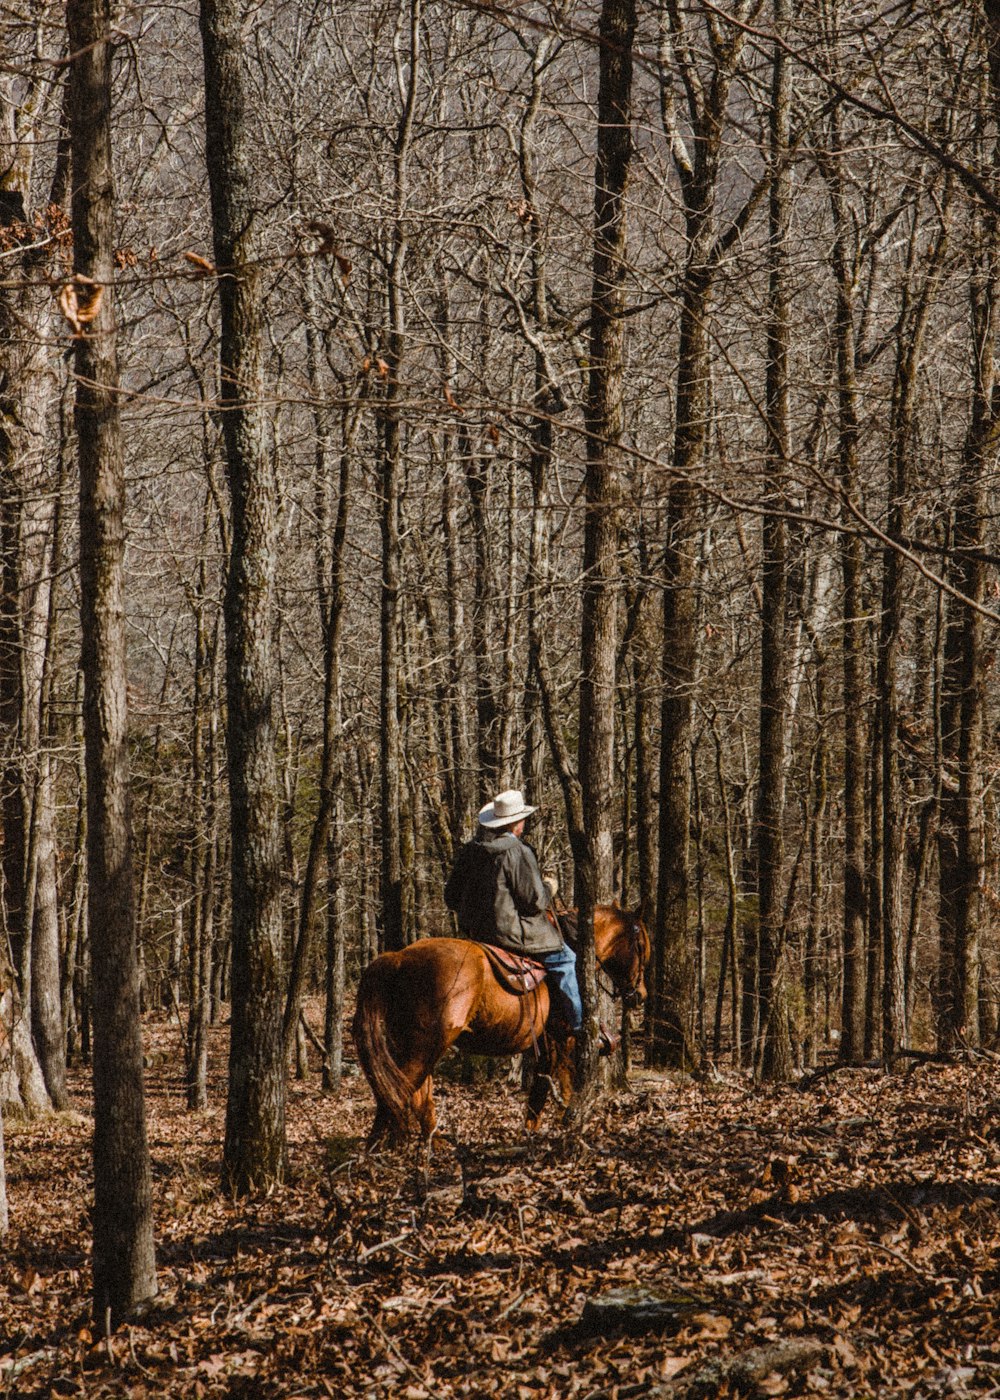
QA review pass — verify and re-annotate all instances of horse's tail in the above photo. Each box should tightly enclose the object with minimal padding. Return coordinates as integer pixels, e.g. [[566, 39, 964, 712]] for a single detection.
[[352, 958, 416, 1139]]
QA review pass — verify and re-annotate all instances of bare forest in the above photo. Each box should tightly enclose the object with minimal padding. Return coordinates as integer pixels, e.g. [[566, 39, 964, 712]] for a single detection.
[[5, 0, 1000, 1394]]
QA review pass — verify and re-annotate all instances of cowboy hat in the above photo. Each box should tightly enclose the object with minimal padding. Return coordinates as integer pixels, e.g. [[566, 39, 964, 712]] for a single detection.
[[478, 788, 537, 829]]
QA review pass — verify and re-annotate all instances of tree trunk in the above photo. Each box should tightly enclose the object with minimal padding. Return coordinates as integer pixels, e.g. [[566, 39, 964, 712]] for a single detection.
[[443, 442, 476, 841], [465, 438, 500, 791], [186, 537, 219, 1110], [200, 0, 286, 1194], [378, 0, 421, 953], [881, 202, 950, 1063], [651, 0, 750, 1069], [938, 276, 994, 1049], [819, 99, 867, 1065], [322, 785, 348, 1092], [935, 7, 1000, 1048], [283, 390, 354, 1055], [0, 57, 67, 1111], [756, 0, 792, 1084], [68, 0, 157, 1323], [572, 0, 636, 1110]]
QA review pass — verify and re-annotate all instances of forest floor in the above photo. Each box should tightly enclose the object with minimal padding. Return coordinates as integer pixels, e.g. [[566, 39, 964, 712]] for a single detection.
[[3, 1011, 1000, 1399]]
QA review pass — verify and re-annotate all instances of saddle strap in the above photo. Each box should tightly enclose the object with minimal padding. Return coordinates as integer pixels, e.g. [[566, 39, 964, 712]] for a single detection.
[[481, 943, 547, 996]]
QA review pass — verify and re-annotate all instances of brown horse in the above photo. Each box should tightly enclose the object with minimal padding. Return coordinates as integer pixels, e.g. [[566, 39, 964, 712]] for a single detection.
[[352, 905, 650, 1146]]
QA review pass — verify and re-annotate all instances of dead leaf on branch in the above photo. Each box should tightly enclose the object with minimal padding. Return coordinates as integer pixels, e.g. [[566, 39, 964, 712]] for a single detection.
[[56, 275, 102, 335], [305, 220, 351, 282], [183, 250, 217, 276]]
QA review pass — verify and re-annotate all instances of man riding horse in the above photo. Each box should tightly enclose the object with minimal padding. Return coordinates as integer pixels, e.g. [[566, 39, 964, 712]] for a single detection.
[[444, 788, 618, 1060]]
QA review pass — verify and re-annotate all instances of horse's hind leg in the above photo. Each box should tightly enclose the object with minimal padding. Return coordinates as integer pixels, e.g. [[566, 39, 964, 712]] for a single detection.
[[525, 1067, 551, 1131], [412, 1075, 437, 1141], [367, 1103, 403, 1149], [363, 1060, 429, 1150]]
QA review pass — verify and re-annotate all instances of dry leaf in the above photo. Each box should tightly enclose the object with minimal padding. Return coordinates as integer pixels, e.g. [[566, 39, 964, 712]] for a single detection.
[[183, 250, 216, 275], [689, 1312, 733, 1340], [307, 220, 337, 253], [57, 275, 102, 334]]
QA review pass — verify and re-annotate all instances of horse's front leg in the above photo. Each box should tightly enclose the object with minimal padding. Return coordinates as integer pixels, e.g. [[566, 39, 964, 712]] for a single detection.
[[525, 1056, 551, 1130]]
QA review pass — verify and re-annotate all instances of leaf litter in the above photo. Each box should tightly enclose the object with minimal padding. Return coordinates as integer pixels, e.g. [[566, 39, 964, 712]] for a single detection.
[[3, 1014, 1000, 1398]]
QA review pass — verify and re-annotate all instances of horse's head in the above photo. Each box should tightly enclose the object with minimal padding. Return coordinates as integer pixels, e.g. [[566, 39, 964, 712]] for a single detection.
[[596, 906, 650, 1009]]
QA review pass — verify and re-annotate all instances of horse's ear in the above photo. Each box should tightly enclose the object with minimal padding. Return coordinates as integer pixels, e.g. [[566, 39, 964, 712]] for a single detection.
[[612, 895, 621, 910]]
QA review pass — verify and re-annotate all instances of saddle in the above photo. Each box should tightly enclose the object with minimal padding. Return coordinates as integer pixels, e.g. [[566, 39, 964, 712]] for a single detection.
[[481, 944, 547, 996]]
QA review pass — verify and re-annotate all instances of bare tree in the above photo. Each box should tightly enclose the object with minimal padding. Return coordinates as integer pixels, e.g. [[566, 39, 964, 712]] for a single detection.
[[756, 0, 792, 1083], [200, 0, 286, 1193], [573, 0, 637, 1103], [68, 0, 157, 1324]]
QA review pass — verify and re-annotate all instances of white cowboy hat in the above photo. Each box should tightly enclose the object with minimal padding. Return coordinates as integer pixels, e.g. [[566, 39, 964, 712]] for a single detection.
[[478, 788, 537, 829]]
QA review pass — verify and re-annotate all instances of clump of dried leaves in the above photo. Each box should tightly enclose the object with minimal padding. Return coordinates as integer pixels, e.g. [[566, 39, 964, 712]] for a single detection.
[[3, 1016, 1000, 1399]]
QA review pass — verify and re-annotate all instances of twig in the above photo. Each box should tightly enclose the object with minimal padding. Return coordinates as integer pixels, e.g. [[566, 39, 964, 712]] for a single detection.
[[860, 1240, 958, 1285], [298, 1010, 329, 1063], [356, 1230, 416, 1263], [127, 1327, 153, 1377], [231, 1291, 270, 1327], [359, 1306, 446, 1398], [1, 1348, 58, 1393]]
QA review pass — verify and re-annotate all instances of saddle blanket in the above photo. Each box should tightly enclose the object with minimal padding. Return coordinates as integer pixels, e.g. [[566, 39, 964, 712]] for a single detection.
[[481, 944, 546, 996]]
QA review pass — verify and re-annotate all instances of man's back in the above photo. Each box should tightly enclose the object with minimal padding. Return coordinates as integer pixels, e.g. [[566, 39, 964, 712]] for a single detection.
[[445, 831, 561, 955]]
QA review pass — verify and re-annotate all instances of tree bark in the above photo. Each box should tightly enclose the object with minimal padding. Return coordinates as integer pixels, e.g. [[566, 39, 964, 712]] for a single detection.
[[283, 329, 355, 1057], [938, 274, 993, 1049], [378, 0, 421, 953], [573, 0, 636, 1107], [651, 0, 758, 1069], [200, 0, 286, 1193], [880, 200, 950, 1062], [0, 43, 67, 1112], [818, 95, 867, 1066], [68, 0, 157, 1322], [933, 4, 1000, 1050], [756, 0, 792, 1083]]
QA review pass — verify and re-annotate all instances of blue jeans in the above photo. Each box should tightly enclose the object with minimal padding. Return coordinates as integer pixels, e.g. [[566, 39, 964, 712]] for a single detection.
[[536, 943, 583, 1033]]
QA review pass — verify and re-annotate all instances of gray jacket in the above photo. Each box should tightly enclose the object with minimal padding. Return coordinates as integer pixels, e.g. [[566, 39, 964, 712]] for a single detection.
[[444, 830, 562, 955]]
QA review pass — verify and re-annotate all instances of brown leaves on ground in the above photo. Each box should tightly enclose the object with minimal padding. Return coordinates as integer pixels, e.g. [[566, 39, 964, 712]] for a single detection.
[[3, 1020, 1000, 1399]]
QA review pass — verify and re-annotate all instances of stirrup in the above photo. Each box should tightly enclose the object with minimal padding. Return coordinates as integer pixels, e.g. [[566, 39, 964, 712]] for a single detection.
[[598, 1028, 620, 1057]]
